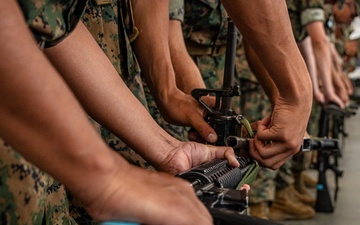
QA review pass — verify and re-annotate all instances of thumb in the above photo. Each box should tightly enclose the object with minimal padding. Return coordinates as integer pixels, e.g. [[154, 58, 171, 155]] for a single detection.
[[189, 115, 218, 143]]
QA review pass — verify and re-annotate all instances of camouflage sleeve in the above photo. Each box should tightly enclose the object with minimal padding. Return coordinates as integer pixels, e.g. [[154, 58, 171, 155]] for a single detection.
[[301, 8, 325, 26], [169, 0, 184, 22]]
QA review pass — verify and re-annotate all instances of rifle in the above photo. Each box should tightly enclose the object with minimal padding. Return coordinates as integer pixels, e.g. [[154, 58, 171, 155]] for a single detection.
[[177, 156, 281, 225], [225, 136, 339, 153], [188, 18, 266, 223], [314, 103, 346, 213], [191, 18, 244, 151]]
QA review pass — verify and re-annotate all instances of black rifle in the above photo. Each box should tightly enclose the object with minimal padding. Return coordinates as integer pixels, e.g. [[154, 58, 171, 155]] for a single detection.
[[225, 136, 339, 153], [314, 103, 346, 213], [191, 18, 243, 151], [177, 156, 282, 225]]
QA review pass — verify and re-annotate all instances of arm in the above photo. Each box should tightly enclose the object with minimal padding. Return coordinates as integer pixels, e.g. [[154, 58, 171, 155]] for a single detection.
[[306, 21, 345, 108], [297, 36, 325, 104], [169, 20, 206, 93], [44, 22, 239, 173], [243, 39, 278, 108], [0, 1, 230, 224], [131, 0, 217, 143], [330, 41, 354, 95], [221, 0, 313, 169]]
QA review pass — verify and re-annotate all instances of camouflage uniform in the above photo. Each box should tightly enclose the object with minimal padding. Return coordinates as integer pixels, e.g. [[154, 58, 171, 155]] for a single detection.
[[0, 1, 87, 224], [182, 0, 228, 89]]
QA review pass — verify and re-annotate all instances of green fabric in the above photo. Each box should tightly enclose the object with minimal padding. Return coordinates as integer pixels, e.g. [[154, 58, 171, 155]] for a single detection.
[[236, 115, 259, 188], [237, 161, 260, 188]]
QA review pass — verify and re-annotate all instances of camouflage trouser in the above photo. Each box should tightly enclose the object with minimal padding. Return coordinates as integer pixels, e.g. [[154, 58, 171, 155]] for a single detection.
[[307, 101, 322, 137], [0, 139, 77, 225]]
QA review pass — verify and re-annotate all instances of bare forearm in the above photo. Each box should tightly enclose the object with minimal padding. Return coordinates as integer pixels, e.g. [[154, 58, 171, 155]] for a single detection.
[[0, 0, 121, 202], [311, 37, 335, 95], [169, 20, 206, 93], [243, 39, 278, 107], [298, 37, 322, 97], [44, 22, 178, 167], [131, 0, 179, 103], [221, 0, 312, 104]]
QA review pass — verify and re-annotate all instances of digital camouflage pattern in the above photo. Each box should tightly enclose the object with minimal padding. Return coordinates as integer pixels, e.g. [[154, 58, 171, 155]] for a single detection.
[[0, 1, 88, 224], [183, 0, 228, 47], [0, 140, 76, 225], [183, 0, 228, 89], [286, 0, 325, 42], [170, 0, 185, 22], [17, 0, 86, 47]]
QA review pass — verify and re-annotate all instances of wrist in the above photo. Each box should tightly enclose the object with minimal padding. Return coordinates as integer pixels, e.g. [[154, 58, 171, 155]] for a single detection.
[[67, 148, 129, 205]]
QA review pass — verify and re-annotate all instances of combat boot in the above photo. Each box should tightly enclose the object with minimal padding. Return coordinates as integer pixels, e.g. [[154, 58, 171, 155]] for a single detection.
[[268, 186, 315, 221], [302, 172, 317, 188], [249, 202, 269, 220], [293, 172, 316, 206]]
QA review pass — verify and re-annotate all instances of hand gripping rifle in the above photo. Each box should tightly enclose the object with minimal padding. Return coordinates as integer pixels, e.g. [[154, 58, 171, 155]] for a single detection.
[[191, 18, 245, 151], [177, 156, 281, 225], [188, 18, 263, 223]]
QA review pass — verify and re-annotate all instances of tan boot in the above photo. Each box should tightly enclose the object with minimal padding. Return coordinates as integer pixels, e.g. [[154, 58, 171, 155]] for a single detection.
[[293, 171, 316, 206], [302, 172, 317, 188], [249, 202, 269, 220], [268, 186, 315, 221]]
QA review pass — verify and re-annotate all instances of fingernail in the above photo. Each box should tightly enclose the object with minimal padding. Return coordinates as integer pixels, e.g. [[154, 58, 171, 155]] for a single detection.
[[207, 133, 217, 143]]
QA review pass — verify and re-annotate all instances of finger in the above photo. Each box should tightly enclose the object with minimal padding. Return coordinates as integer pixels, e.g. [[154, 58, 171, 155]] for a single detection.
[[189, 115, 218, 143], [240, 184, 251, 193], [249, 140, 293, 169], [255, 117, 279, 141], [208, 145, 240, 168]]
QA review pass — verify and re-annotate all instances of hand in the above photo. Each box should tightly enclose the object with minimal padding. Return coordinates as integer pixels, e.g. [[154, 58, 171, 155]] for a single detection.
[[324, 91, 346, 109], [85, 158, 213, 225], [157, 89, 218, 143], [154, 141, 240, 174], [313, 90, 325, 104], [249, 98, 310, 169]]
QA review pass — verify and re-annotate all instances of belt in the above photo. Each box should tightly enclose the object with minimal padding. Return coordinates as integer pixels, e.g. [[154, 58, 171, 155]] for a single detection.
[[185, 40, 226, 56]]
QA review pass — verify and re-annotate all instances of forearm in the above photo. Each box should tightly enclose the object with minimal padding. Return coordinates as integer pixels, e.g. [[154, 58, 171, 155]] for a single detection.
[[297, 37, 323, 99], [221, 0, 312, 104], [311, 38, 335, 96], [0, 0, 122, 203], [169, 20, 206, 93], [330, 42, 343, 73], [131, 0, 180, 107], [243, 39, 278, 107], [44, 22, 179, 168]]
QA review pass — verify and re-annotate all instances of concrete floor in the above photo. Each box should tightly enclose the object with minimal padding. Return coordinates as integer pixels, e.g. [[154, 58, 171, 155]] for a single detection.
[[279, 108, 360, 225]]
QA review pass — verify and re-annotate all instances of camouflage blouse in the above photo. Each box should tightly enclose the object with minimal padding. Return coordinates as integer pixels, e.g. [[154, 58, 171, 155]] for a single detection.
[[17, 0, 86, 47]]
